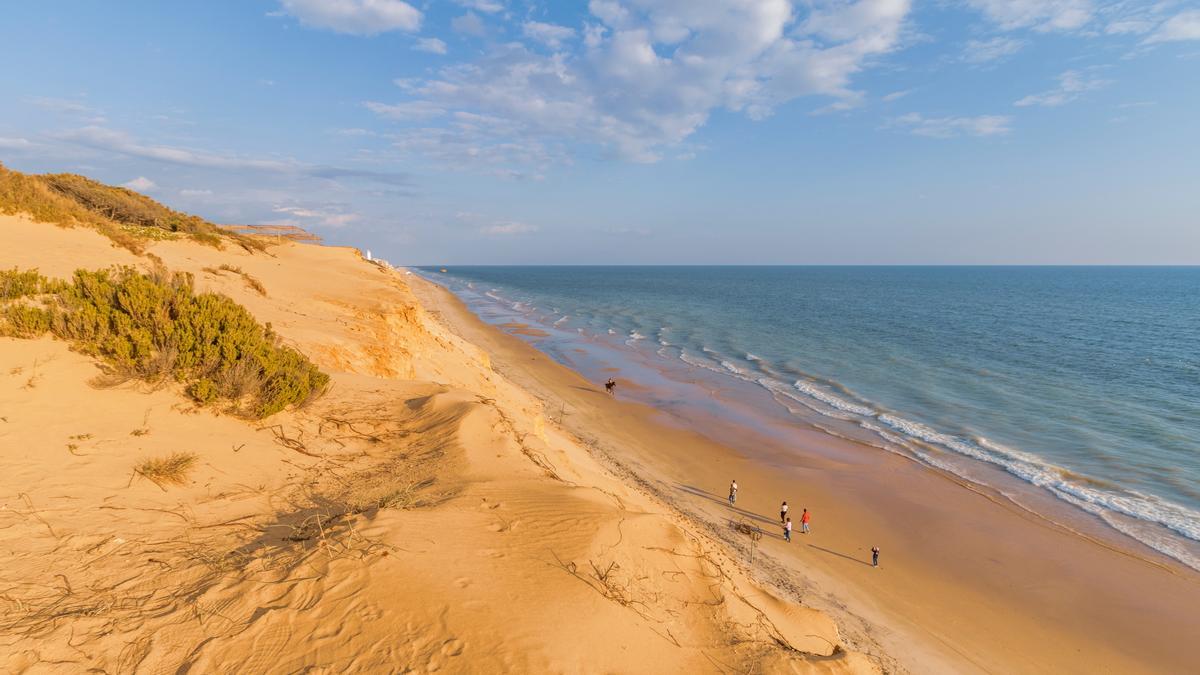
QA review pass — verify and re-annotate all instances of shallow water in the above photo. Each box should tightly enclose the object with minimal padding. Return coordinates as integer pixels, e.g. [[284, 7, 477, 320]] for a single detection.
[[420, 266, 1200, 570]]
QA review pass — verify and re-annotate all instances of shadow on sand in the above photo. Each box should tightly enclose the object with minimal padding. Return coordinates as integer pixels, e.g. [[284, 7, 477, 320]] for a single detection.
[[676, 484, 783, 528], [807, 544, 872, 567], [675, 484, 872, 565]]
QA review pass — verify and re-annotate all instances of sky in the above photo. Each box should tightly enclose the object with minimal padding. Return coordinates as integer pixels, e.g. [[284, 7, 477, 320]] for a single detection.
[[1, 0, 1198, 264]]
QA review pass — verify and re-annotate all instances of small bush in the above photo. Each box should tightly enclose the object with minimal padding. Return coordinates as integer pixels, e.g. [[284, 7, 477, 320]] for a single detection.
[[0, 265, 328, 418], [135, 452, 198, 487], [1, 304, 52, 337], [187, 378, 219, 404], [0, 268, 48, 300]]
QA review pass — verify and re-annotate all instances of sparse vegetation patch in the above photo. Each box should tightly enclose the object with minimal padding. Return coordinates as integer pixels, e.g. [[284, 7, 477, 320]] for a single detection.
[[203, 264, 267, 296], [0, 162, 265, 253], [134, 452, 198, 487]]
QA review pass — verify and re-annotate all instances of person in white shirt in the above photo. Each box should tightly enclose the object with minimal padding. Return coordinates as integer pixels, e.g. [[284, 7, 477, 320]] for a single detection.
[[784, 517, 793, 543], [728, 480, 738, 506], [780, 501, 789, 523]]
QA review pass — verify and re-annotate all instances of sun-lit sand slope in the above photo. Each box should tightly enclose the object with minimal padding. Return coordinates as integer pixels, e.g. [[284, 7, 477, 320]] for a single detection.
[[0, 213, 880, 673]]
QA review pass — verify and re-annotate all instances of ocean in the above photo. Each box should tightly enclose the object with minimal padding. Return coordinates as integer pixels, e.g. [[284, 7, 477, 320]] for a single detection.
[[418, 266, 1200, 570]]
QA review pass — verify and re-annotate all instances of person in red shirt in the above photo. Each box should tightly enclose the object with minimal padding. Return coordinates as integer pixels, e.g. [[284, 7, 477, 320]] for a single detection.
[[800, 508, 811, 534]]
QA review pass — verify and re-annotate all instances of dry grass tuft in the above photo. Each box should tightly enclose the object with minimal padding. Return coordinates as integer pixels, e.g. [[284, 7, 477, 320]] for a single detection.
[[205, 264, 268, 296], [134, 452, 198, 487]]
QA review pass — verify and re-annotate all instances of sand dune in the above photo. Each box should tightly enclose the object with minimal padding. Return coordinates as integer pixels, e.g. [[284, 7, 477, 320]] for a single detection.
[[0, 213, 879, 673]]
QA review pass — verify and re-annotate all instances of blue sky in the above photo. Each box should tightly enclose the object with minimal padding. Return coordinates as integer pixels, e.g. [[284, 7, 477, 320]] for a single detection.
[[1, 1, 1198, 264]]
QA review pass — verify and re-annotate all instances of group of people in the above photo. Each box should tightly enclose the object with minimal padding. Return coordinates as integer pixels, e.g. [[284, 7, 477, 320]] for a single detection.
[[729, 479, 879, 568], [779, 500, 810, 542]]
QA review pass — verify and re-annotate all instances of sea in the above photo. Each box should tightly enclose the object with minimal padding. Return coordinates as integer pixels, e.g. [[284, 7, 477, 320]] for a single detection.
[[418, 266, 1200, 571]]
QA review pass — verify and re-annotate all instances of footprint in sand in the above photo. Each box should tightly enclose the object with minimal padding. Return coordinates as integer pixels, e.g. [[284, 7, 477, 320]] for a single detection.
[[359, 603, 383, 620], [454, 577, 472, 588], [426, 639, 465, 671]]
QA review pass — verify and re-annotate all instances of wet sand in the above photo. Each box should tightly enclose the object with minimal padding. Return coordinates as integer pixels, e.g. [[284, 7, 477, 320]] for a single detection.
[[410, 272, 1200, 674]]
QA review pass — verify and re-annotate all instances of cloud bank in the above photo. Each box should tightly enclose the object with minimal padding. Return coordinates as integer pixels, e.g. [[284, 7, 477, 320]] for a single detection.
[[369, 0, 914, 165]]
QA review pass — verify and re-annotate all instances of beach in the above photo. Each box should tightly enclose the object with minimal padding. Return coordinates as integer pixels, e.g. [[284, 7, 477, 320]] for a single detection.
[[0, 213, 879, 673], [3, 209, 1198, 673], [408, 272, 1200, 674]]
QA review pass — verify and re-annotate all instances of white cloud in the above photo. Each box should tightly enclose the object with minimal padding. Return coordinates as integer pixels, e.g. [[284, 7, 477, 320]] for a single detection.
[[481, 221, 537, 235], [1014, 69, 1111, 107], [452, 12, 487, 36], [1105, 19, 1154, 35], [364, 100, 446, 120], [882, 89, 911, 102], [523, 21, 577, 49], [57, 126, 410, 185], [961, 36, 1025, 64], [24, 95, 102, 120], [1146, 10, 1200, 43], [121, 176, 157, 192], [371, 0, 914, 164], [278, 0, 421, 35], [414, 37, 448, 54], [889, 112, 1012, 138], [179, 188, 214, 197], [456, 0, 504, 13], [965, 0, 1093, 32], [0, 137, 32, 149], [59, 126, 297, 171], [274, 205, 360, 227]]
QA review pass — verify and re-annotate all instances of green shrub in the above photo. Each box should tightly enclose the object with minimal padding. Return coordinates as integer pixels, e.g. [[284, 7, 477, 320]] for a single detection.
[[1, 304, 52, 337], [0, 265, 328, 418], [0, 268, 48, 300], [187, 379, 219, 404]]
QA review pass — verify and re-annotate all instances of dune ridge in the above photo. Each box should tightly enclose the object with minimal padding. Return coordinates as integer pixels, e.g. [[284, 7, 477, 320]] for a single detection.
[[0, 210, 882, 673]]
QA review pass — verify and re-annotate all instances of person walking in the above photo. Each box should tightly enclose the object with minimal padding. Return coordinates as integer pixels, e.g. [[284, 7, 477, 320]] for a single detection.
[[800, 508, 811, 534], [780, 500, 789, 523], [871, 546, 880, 568], [728, 479, 738, 506], [784, 517, 793, 543], [604, 378, 616, 396]]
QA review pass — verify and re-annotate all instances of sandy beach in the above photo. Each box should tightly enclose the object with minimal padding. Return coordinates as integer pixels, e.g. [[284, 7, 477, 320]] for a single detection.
[[3, 205, 1198, 673], [1, 213, 881, 673], [5, 2, 1197, 670], [407, 272, 1200, 674]]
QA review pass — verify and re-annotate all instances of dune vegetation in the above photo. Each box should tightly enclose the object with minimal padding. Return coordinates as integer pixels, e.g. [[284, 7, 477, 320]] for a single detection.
[[134, 451, 200, 487], [0, 266, 327, 417], [0, 162, 264, 254]]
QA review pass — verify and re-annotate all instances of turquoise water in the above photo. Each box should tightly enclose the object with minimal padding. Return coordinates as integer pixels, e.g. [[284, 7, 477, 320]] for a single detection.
[[420, 266, 1200, 569]]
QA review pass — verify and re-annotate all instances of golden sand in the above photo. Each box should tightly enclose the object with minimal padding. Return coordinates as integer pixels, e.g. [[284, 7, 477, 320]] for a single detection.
[[0, 214, 879, 673], [4, 212, 1198, 674]]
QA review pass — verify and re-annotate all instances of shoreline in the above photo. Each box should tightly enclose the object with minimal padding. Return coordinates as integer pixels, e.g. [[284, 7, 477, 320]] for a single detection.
[[426, 268, 1200, 574], [409, 270, 1200, 674]]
